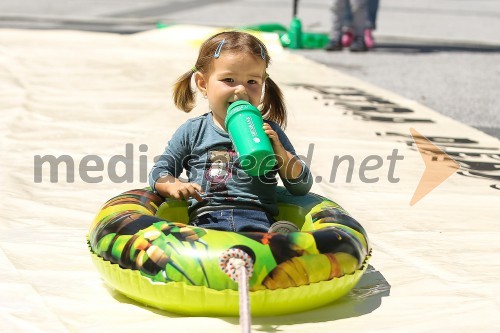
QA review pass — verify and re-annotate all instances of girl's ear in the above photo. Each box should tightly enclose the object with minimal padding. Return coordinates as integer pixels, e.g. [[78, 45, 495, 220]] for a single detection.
[[195, 72, 208, 97]]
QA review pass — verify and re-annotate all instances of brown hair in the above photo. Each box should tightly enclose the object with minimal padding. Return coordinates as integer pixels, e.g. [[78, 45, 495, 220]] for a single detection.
[[173, 31, 287, 128]]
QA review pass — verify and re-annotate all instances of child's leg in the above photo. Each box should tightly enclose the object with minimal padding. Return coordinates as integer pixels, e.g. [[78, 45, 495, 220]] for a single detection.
[[190, 209, 273, 232]]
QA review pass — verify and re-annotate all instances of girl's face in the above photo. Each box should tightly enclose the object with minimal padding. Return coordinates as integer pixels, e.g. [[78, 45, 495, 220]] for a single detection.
[[195, 52, 266, 130]]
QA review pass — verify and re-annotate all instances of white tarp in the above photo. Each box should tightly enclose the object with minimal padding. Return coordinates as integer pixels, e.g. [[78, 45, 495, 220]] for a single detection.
[[1, 25, 499, 332]]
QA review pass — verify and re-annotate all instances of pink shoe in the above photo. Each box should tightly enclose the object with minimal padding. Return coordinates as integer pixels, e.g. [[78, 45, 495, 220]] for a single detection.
[[341, 30, 354, 47], [364, 29, 375, 49]]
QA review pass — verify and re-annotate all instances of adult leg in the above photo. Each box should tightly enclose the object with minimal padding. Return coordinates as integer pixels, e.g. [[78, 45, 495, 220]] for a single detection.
[[325, 0, 348, 51], [341, 0, 355, 47], [349, 0, 369, 51], [367, 0, 379, 30], [363, 0, 379, 48]]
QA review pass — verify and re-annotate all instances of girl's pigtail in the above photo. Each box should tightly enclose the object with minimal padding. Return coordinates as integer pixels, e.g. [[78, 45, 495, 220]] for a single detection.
[[173, 70, 196, 112], [262, 76, 287, 128]]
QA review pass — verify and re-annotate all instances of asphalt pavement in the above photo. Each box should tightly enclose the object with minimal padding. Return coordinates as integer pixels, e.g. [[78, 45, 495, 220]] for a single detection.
[[1, 0, 499, 138]]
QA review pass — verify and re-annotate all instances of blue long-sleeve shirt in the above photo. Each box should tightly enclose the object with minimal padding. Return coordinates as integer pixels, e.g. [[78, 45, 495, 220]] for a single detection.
[[149, 112, 312, 216]]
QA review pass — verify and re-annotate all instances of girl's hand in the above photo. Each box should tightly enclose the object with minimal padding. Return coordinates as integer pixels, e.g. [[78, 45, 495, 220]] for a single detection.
[[155, 176, 204, 202], [263, 123, 287, 163], [168, 182, 204, 202], [262, 123, 303, 180]]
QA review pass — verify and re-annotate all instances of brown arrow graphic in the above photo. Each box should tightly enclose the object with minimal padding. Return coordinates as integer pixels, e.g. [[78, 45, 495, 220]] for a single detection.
[[410, 128, 460, 206]]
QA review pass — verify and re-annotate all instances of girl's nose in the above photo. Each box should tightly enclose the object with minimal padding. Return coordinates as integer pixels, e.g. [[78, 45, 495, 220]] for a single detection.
[[233, 85, 249, 101]]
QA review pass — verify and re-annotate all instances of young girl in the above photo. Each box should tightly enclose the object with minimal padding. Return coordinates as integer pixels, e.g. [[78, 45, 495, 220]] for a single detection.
[[149, 31, 312, 232]]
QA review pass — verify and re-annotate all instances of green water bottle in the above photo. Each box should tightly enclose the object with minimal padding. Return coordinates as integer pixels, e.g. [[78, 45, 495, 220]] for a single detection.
[[288, 17, 303, 49], [225, 101, 276, 176]]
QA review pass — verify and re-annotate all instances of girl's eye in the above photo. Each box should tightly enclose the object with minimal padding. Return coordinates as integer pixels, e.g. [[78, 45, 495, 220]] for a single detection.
[[222, 78, 234, 83], [248, 80, 258, 84]]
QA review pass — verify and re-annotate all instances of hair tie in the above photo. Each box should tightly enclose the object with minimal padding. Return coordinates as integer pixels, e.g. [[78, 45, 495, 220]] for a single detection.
[[191, 66, 198, 73]]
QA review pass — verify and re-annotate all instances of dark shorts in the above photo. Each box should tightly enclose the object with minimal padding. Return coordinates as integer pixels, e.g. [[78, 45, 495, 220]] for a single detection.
[[190, 208, 274, 232]]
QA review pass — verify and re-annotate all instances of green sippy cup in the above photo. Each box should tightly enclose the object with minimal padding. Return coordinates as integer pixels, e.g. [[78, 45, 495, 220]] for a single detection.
[[225, 101, 276, 176]]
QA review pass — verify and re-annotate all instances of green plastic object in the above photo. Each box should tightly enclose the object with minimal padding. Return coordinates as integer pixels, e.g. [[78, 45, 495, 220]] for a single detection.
[[288, 17, 303, 49], [156, 22, 170, 29], [240, 23, 288, 34], [156, 21, 329, 49], [241, 20, 330, 49], [225, 101, 276, 176]]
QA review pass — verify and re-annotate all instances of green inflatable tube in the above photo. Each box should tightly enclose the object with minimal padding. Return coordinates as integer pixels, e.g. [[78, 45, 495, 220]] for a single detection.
[[87, 187, 371, 316]]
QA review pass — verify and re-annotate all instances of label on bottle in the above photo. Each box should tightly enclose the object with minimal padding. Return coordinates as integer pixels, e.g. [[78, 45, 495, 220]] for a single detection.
[[246, 116, 258, 138]]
